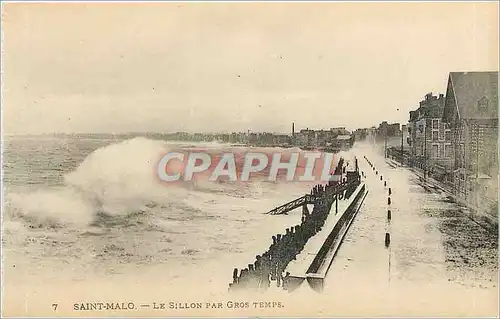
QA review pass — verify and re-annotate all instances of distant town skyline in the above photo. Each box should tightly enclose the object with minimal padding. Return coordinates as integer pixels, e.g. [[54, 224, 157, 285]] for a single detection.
[[3, 2, 498, 134], [0, 120, 400, 136]]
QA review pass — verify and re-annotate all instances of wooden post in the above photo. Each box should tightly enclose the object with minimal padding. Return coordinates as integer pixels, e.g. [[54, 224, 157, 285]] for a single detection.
[[335, 194, 338, 215], [233, 268, 239, 284], [385, 233, 391, 247]]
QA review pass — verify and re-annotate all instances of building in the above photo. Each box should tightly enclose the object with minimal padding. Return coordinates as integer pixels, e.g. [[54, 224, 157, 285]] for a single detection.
[[376, 121, 401, 141], [389, 123, 401, 136], [315, 129, 331, 147], [300, 128, 317, 147], [407, 92, 453, 179], [273, 134, 291, 145], [441, 71, 498, 214], [401, 125, 407, 137], [329, 127, 350, 136], [378, 122, 397, 137], [353, 128, 368, 141], [332, 134, 354, 151], [293, 129, 311, 147]]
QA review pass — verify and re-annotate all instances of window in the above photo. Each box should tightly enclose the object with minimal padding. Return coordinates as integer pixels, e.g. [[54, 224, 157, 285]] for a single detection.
[[432, 119, 439, 129], [432, 145, 439, 158], [445, 144, 452, 158], [445, 130, 451, 141], [477, 96, 489, 110], [432, 131, 438, 141], [418, 124, 424, 134]]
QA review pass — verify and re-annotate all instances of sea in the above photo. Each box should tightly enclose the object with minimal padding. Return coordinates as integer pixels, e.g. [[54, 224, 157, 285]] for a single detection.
[[2, 134, 498, 317]]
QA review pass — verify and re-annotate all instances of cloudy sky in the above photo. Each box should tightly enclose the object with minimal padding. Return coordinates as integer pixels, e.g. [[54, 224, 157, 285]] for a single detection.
[[2, 2, 498, 134]]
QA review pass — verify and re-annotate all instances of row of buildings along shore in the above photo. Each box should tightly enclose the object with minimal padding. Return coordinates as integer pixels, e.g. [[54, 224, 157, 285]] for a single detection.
[[154, 125, 356, 152], [364, 71, 498, 219]]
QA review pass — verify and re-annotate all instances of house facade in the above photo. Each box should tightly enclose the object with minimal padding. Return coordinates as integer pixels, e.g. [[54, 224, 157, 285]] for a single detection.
[[376, 121, 401, 141], [441, 71, 498, 215], [407, 93, 453, 178]]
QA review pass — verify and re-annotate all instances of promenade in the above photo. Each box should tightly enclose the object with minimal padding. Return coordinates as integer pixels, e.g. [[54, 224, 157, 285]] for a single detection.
[[321, 146, 497, 316], [386, 156, 498, 233]]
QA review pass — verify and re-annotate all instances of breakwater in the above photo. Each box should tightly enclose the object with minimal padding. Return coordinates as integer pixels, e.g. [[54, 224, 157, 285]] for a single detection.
[[228, 157, 365, 293]]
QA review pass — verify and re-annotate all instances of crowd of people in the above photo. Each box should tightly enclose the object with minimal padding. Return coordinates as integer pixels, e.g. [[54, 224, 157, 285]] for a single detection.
[[229, 157, 362, 292]]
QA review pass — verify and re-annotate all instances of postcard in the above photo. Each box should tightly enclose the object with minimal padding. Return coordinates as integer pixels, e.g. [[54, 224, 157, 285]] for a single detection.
[[1, 1, 498, 317]]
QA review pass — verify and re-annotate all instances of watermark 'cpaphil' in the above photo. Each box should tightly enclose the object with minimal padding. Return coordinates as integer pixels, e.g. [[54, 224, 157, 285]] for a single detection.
[[156, 151, 342, 183]]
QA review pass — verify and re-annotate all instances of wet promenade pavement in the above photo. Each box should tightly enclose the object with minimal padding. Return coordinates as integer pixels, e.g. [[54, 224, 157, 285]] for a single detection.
[[322, 145, 498, 315]]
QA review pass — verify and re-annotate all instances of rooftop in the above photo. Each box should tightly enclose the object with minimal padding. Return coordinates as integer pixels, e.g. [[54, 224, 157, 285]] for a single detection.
[[444, 71, 498, 120]]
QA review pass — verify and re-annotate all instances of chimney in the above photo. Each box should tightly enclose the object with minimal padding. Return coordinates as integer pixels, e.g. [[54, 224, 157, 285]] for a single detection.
[[292, 122, 295, 136], [439, 93, 444, 99]]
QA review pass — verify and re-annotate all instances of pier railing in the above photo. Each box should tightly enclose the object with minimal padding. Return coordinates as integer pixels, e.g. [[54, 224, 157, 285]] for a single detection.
[[266, 195, 315, 215], [266, 176, 361, 215]]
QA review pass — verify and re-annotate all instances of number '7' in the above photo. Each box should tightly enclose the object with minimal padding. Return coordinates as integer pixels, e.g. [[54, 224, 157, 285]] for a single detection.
[[52, 304, 58, 311]]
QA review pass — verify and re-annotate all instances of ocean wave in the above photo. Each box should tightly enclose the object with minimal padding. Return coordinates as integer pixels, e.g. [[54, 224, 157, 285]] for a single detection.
[[4, 188, 95, 228], [3, 137, 285, 230], [4, 137, 180, 228], [3, 135, 332, 235]]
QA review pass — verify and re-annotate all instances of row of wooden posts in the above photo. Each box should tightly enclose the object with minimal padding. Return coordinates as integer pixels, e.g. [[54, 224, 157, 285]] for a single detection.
[[229, 157, 362, 292], [363, 155, 393, 247]]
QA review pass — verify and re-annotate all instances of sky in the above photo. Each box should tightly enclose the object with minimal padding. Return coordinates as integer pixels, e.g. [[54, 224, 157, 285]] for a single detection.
[[2, 2, 498, 134]]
